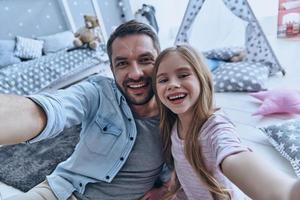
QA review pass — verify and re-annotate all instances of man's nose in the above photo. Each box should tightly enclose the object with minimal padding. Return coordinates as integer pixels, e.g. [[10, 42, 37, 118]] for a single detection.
[[128, 62, 143, 80]]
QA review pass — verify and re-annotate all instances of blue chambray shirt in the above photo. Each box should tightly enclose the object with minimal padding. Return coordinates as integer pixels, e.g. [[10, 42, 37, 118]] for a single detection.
[[27, 75, 147, 200]]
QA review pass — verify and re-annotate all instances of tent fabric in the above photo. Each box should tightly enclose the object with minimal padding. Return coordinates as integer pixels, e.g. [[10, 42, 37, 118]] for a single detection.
[[175, 0, 285, 76]]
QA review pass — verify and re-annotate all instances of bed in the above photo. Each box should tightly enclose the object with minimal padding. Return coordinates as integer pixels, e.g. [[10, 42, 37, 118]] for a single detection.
[[0, 46, 110, 95]]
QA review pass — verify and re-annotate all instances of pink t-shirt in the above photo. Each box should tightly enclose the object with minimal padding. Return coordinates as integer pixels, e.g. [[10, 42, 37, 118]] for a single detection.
[[171, 111, 250, 200]]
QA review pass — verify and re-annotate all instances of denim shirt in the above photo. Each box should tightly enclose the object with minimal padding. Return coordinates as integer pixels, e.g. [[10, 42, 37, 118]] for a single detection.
[[28, 75, 144, 200]]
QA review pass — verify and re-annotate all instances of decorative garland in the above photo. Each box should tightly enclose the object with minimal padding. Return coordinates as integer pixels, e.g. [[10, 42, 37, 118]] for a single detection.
[[117, 0, 126, 22]]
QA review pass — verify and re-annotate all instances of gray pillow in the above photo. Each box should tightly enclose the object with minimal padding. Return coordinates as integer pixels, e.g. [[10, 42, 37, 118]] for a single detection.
[[37, 31, 75, 54], [203, 47, 244, 61], [14, 36, 44, 59], [0, 39, 15, 53], [260, 118, 300, 177], [213, 62, 269, 92], [0, 53, 22, 68], [0, 40, 21, 68]]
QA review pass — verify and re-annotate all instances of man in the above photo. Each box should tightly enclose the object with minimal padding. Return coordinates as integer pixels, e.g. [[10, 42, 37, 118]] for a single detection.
[[0, 20, 168, 200]]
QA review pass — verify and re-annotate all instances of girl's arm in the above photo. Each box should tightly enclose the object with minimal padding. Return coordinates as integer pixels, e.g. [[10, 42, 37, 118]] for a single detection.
[[221, 151, 300, 200]]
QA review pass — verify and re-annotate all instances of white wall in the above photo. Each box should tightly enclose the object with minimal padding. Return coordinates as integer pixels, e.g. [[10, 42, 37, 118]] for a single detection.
[[129, 0, 280, 49], [130, 0, 188, 48]]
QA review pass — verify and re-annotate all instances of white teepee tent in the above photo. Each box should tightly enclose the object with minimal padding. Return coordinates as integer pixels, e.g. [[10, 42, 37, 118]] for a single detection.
[[175, 0, 285, 76]]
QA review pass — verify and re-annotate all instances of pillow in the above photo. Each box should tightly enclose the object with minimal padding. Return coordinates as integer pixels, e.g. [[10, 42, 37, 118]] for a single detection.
[[213, 62, 269, 92], [260, 118, 300, 177], [37, 31, 75, 54], [250, 89, 300, 116], [14, 36, 44, 59], [0, 40, 21, 68], [0, 39, 16, 53], [0, 53, 22, 68], [206, 58, 222, 72], [0, 125, 80, 192], [203, 46, 244, 61]]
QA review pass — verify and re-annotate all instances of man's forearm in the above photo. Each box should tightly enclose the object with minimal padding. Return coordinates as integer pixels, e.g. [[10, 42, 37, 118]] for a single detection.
[[0, 94, 46, 144]]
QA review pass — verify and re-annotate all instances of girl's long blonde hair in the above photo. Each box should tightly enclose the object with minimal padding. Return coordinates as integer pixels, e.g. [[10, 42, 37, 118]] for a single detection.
[[153, 45, 232, 200]]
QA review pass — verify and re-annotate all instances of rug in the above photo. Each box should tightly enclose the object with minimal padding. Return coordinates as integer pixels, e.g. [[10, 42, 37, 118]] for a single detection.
[[0, 125, 81, 192]]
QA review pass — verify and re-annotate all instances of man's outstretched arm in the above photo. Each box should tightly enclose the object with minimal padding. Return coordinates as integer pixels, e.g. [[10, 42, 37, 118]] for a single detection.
[[0, 94, 46, 145]]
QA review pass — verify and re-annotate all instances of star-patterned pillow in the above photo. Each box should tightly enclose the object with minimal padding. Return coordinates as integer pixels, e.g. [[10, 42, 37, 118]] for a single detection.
[[203, 47, 244, 61], [260, 118, 300, 177], [213, 62, 269, 92]]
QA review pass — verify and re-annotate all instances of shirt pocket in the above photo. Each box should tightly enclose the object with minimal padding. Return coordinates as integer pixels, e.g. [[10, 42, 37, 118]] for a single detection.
[[84, 116, 122, 155]]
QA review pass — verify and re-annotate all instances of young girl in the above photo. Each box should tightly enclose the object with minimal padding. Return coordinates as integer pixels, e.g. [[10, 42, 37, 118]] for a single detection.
[[153, 45, 300, 200]]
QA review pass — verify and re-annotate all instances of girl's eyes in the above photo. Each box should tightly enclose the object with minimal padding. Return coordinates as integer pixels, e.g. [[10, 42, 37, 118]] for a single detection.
[[157, 73, 190, 84], [157, 78, 168, 83], [178, 73, 190, 78]]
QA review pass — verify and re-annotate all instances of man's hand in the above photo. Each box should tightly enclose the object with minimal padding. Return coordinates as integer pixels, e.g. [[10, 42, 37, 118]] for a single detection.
[[140, 184, 168, 200]]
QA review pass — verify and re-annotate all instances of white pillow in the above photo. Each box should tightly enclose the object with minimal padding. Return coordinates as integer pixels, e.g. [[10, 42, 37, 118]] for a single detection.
[[14, 36, 43, 59], [37, 31, 75, 54]]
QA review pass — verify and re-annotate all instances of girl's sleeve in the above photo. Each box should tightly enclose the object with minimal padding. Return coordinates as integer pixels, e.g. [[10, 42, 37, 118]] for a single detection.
[[203, 113, 251, 167]]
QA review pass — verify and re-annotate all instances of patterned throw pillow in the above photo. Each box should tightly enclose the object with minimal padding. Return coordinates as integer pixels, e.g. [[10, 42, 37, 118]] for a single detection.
[[213, 62, 269, 92], [203, 47, 244, 61], [260, 118, 300, 177], [14, 36, 44, 59]]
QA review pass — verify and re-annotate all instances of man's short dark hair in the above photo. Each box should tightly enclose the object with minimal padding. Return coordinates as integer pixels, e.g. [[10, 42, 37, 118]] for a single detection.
[[106, 20, 160, 66]]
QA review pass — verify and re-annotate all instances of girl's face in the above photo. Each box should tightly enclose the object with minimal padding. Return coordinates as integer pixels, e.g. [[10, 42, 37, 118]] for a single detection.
[[156, 52, 200, 116]]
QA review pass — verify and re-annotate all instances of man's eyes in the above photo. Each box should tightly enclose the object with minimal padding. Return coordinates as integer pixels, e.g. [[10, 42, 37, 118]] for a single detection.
[[139, 57, 154, 64], [115, 61, 128, 67]]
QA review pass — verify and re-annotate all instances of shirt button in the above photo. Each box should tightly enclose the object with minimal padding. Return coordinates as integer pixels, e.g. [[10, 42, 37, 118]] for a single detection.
[[128, 118, 132, 121], [106, 176, 110, 180], [103, 127, 107, 131], [130, 137, 134, 141], [120, 157, 124, 161], [79, 183, 82, 187]]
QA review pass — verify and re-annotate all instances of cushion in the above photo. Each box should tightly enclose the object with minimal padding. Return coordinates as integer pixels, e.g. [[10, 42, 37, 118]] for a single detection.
[[213, 62, 269, 92], [14, 36, 44, 59], [250, 89, 300, 116], [0, 125, 80, 192], [203, 46, 244, 61], [260, 118, 300, 177], [206, 58, 222, 72], [0, 53, 22, 68], [37, 31, 75, 54], [0, 39, 16, 53]]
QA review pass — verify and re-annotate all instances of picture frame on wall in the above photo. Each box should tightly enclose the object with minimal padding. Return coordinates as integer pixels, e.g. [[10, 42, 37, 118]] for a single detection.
[[277, 0, 300, 39]]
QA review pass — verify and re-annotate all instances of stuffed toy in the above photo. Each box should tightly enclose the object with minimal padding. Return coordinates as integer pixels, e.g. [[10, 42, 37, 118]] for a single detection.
[[250, 89, 300, 116], [73, 15, 101, 50]]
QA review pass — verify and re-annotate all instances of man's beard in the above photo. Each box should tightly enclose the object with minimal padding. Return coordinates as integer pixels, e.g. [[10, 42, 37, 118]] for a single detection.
[[119, 77, 154, 105]]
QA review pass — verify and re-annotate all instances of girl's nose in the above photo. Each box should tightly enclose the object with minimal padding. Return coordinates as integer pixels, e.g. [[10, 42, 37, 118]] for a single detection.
[[167, 78, 180, 90]]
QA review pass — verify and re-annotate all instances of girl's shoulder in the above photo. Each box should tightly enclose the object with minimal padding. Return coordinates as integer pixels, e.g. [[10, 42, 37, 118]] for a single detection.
[[199, 109, 236, 139], [204, 109, 235, 129]]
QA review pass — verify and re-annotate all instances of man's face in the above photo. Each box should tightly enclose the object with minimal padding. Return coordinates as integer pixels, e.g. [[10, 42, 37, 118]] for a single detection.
[[111, 34, 158, 105]]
